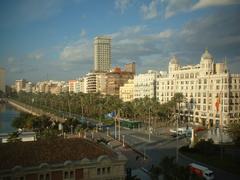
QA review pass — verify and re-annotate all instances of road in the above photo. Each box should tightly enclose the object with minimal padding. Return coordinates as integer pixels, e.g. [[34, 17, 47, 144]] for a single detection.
[[89, 126, 239, 180]]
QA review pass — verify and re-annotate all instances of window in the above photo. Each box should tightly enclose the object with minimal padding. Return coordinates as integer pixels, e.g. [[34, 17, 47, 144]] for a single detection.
[[107, 167, 111, 174], [64, 172, 69, 179], [64, 171, 74, 180], [97, 168, 101, 175], [39, 174, 49, 180], [70, 171, 74, 179]]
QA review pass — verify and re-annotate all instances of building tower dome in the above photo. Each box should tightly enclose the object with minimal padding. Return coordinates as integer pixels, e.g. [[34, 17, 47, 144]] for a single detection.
[[201, 49, 213, 63], [169, 56, 179, 64], [200, 49, 214, 75], [169, 56, 180, 73]]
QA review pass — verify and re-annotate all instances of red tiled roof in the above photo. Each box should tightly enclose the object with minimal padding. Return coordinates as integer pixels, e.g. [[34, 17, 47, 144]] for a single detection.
[[0, 138, 116, 170]]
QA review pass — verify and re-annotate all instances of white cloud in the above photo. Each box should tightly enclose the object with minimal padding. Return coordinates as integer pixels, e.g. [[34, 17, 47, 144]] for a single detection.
[[158, 0, 240, 19], [115, 0, 132, 14], [108, 26, 174, 66], [80, 29, 86, 37], [192, 0, 240, 10], [164, 0, 193, 18], [7, 57, 15, 63], [140, 0, 159, 20], [27, 52, 44, 60], [151, 29, 173, 39], [110, 25, 146, 39], [60, 39, 92, 62]]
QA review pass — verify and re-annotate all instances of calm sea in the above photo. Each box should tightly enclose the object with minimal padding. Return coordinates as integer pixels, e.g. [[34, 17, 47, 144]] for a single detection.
[[0, 103, 19, 133]]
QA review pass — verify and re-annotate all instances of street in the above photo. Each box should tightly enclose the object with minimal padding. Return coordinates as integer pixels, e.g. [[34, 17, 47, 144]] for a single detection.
[[85, 126, 240, 180]]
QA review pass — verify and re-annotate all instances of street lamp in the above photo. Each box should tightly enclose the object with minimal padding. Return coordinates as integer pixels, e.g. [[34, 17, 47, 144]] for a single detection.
[[91, 131, 94, 140], [176, 113, 179, 163], [176, 101, 181, 163], [70, 124, 73, 134], [148, 107, 151, 142], [107, 127, 109, 136], [122, 135, 125, 147], [143, 147, 146, 160]]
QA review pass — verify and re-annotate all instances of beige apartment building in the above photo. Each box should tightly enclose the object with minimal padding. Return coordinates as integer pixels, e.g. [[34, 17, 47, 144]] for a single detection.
[[94, 36, 112, 72], [35, 81, 67, 94], [68, 80, 77, 93], [119, 79, 134, 102], [0, 68, 5, 93], [159, 49, 240, 126], [106, 67, 134, 97]]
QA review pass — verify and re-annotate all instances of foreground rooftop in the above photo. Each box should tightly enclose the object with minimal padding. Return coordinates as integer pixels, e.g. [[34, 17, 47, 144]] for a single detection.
[[0, 138, 116, 170]]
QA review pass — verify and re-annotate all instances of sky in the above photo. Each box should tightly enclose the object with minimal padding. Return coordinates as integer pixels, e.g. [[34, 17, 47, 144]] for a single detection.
[[1, 0, 240, 85]]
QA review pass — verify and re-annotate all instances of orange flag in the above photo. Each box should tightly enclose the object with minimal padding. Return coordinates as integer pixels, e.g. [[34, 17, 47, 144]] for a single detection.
[[215, 95, 220, 112]]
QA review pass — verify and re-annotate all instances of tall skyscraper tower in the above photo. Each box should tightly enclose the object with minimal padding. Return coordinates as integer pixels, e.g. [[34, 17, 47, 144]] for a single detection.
[[94, 36, 112, 72], [0, 67, 5, 93]]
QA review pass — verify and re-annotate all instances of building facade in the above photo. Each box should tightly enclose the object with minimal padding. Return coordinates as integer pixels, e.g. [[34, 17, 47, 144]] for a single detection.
[[158, 49, 240, 126], [68, 80, 77, 93], [86, 72, 106, 94], [15, 79, 27, 93], [124, 62, 136, 74], [0, 68, 5, 93], [106, 67, 134, 97], [35, 81, 67, 94], [119, 79, 134, 102], [75, 77, 87, 94], [134, 70, 161, 99], [94, 36, 112, 72], [0, 138, 127, 180]]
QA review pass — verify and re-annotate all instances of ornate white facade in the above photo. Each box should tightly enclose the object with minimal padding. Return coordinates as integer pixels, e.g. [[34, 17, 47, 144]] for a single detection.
[[159, 49, 240, 126], [134, 70, 161, 99]]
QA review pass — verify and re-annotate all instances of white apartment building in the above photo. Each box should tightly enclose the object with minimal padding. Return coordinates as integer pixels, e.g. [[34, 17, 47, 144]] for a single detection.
[[86, 72, 107, 94], [15, 79, 27, 93], [159, 49, 240, 126], [68, 78, 88, 94], [0, 67, 5, 93], [134, 70, 162, 99], [25, 82, 33, 93], [94, 36, 112, 72], [76, 77, 87, 93], [119, 79, 134, 102]]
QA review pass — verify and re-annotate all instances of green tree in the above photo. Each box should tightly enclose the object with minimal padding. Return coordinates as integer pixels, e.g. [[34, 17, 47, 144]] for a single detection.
[[226, 122, 240, 146], [149, 156, 191, 180], [7, 131, 21, 143]]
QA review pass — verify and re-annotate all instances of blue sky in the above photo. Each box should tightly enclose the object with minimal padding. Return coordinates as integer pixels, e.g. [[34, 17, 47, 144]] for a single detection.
[[1, 0, 240, 84]]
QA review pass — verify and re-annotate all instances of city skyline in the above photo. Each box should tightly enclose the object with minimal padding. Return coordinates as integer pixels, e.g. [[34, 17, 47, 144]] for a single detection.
[[1, 0, 240, 84]]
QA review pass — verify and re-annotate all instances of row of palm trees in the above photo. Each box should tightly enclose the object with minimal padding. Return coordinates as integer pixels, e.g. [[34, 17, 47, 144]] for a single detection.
[[11, 91, 185, 127]]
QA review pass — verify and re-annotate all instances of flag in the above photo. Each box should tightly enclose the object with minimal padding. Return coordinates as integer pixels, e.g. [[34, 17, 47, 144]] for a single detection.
[[215, 95, 220, 112]]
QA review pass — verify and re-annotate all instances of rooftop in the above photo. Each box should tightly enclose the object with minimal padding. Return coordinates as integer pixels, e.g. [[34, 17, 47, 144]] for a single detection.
[[0, 138, 116, 170]]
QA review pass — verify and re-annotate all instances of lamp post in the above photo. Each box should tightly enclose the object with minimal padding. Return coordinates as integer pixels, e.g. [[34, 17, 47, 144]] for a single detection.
[[148, 107, 151, 142], [122, 135, 125, 147], [144, 147, 146, 160], [91, 131, 94, 140], [107, 127, 109, 136], [176, 113, 179, 163], [70, 124, 73, 135]]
